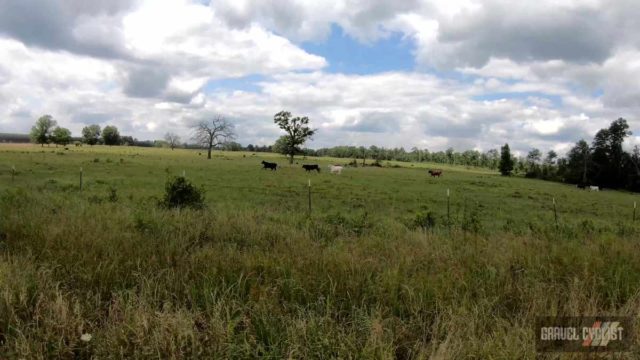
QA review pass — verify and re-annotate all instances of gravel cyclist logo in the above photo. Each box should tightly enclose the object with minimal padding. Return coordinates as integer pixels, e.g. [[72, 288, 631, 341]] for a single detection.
[[536, 317, 633, 353]]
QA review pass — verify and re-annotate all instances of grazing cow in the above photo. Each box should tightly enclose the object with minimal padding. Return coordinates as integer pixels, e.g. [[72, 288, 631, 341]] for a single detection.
[[428, 169, 443, 177], [577, 183, 587, 189], [329, 165, 343, 174], [302, 164, 320, 172], [261, 160, 277, 171], [589, 186, 599, 191]]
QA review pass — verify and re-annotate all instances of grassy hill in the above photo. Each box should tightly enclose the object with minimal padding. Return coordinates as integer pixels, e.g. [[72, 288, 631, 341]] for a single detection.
[[1, 144, 640, 358]]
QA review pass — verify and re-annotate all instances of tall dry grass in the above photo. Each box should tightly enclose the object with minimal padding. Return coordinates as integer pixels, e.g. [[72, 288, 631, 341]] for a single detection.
[[1, 186, 640, 359]]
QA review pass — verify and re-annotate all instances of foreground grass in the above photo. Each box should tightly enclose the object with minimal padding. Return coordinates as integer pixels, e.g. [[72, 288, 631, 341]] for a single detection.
[[1, 145, 640, 358]]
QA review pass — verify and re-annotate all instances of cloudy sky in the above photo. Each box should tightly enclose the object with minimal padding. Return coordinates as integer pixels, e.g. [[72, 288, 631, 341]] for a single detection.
[[1, 0, 639, 154]]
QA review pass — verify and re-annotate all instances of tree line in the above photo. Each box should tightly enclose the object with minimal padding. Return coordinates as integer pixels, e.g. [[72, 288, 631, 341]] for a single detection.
[[497, 118, 639, 191], [30, 115, 127, 147], [27, 113, 639, 191]]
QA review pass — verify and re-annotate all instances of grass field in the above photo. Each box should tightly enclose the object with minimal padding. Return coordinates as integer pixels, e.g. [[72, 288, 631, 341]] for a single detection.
[[1, 144, 640, 358]]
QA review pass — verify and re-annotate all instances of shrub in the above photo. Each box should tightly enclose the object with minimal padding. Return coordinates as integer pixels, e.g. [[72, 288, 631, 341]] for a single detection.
[[162, 176, 205, 209], [412, 211, 437, 230]]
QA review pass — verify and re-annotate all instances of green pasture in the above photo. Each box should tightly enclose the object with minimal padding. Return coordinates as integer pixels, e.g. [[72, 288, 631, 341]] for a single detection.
[[1, 144, 640, 358], [1, 144, 637, 231]]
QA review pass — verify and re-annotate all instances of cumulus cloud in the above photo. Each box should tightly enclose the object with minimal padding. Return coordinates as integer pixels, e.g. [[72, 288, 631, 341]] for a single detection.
[[1, 0, 640, 155]]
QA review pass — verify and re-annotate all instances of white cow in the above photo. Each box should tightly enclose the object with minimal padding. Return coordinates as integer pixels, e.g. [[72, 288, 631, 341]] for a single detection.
[[589, 186, 599, 191], [329, 165, 343, 174]]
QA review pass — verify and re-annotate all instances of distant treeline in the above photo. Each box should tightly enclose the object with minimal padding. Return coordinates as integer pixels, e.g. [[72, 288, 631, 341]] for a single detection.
[[18, 114, 640, 192], [311, 146, 502, 168], [0, 133, 31, 143]]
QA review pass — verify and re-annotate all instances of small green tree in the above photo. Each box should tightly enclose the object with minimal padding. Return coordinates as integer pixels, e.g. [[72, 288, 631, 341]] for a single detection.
[[51, 127, 72, 147], [102, 125, 121, 146], [30, 115, 57, 146], [82, 124, 101, 145], [499, 143, 514, 176], [162, 176, 205, 209], [273, 111, 315, 164]]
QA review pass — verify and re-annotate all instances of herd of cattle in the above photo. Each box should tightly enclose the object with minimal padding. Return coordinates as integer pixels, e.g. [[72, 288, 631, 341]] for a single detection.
[[261, 160, 441, 177], [259, 159, 606, 191]]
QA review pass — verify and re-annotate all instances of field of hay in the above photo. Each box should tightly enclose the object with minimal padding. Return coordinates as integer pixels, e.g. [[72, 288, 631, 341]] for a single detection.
[[1, 144, 640, 358]]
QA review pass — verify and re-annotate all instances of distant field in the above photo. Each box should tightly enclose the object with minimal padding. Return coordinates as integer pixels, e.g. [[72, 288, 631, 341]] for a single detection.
[[1, 144, 640, 358]]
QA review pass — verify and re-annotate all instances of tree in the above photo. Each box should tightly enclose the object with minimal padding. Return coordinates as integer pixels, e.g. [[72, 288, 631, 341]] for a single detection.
[[51, 127, 72, 146], [544, 150, 558, 165], [82, 125, 101, 145], [271, 135, 288, 156], [445, 147, 455, 164], [526, 148, 541, 166], [192, 115, 236, 159], [626, 146, 640, 191], [30, 115, 57, 146], [164, 132, 181, 150], [102, 125, 121, 146], [499, 143, 514, 176], [121, 136, 135, 146], [591, 118, 632, 188], [273, 111, 316, 164], [486, 149, 499, 169], [566, 139, 591, 184], [222, 141, 243, 151], [525, 148, 542, 177]]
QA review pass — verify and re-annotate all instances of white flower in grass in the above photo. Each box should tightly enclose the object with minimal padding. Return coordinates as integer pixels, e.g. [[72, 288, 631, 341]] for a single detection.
[[80, 333, 92, 342]]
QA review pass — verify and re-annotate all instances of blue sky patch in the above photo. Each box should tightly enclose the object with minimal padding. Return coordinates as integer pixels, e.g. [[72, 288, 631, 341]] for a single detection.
[[302, 24, 414, 74]]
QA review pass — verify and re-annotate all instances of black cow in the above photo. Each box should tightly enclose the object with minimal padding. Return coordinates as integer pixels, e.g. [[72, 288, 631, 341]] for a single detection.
[[302, 164, 320, 172], [261, 160, 277, 171], [428, 169, 443, 177]]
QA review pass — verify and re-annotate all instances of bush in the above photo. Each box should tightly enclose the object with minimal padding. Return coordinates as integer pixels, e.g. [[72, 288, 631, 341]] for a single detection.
[[412, 211, 437, 230], [162, 176, 205, 209]]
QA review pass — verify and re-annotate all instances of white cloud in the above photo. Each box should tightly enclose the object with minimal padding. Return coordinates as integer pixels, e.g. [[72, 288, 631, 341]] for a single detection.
[[1, 0, 640, 155]]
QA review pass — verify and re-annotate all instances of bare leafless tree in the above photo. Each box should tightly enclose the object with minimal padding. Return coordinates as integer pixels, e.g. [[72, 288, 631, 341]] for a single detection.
[[192, 115, 236, 159], [164, 132, 181, 150]]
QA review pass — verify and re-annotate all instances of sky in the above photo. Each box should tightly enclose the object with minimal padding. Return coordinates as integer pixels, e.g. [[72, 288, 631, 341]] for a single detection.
[[1, 0, 640, 155]]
